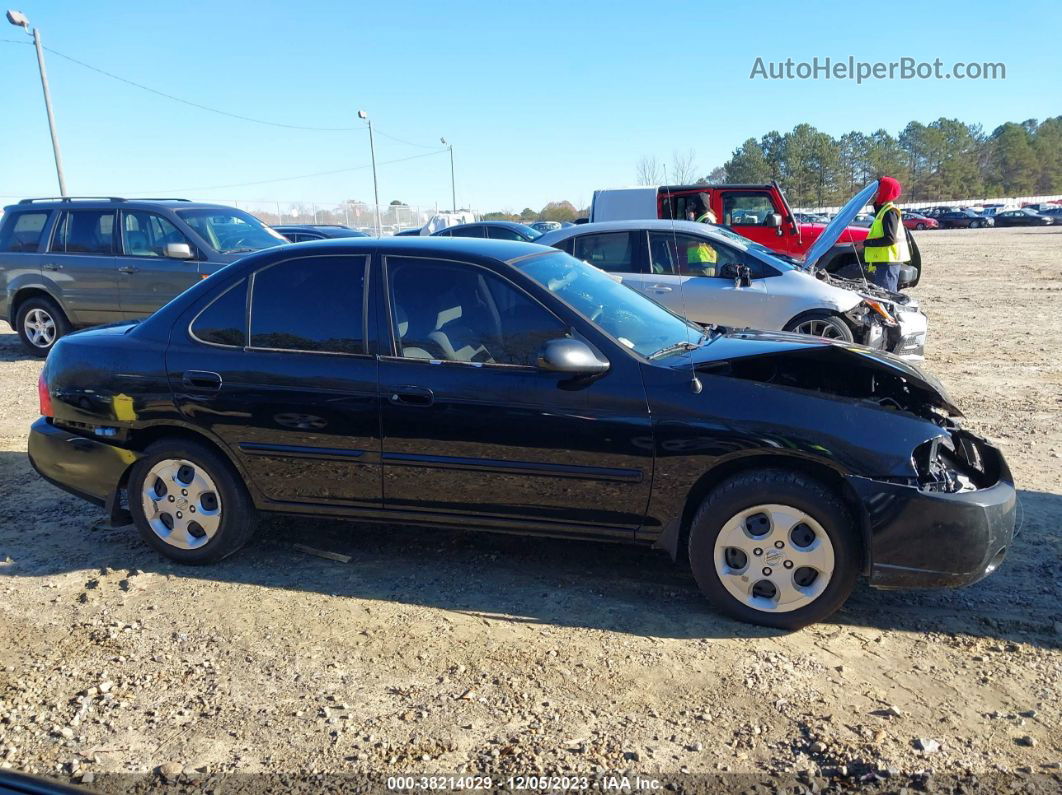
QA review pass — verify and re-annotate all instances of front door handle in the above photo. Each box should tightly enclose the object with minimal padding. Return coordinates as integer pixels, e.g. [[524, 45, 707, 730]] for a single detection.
[[182, 370, 222, 391], [118, 265, 139, 274], [43, 263, 63, 272], [649, 284, 673, 292], [388, 385, 434, 407]]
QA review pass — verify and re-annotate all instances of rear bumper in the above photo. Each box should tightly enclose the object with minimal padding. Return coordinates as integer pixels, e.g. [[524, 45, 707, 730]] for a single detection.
[[27, 417, 139, 510], [848, 454, 1016, 589]]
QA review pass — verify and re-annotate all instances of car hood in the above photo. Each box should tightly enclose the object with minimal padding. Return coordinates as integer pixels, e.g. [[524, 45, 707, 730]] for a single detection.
[[802, 180, 879, 271], [683, 328, 961, 416]]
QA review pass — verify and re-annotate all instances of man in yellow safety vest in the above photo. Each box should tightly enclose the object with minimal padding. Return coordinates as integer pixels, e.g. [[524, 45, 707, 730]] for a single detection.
[[862, 176, 910, 292], [685, 193, 718, 274]]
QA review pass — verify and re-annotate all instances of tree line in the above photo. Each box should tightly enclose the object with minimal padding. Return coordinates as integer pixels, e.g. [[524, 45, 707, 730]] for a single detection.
[[719, 116, 1062, 207]]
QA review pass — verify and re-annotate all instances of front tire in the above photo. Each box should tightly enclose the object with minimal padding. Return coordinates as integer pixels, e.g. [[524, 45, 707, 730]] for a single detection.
[[128, 439, 256, 564], [688, 470, 861, 629], [915, 222, 926, 230], [15, 296, 70, 357], [783, 311, 854, 342]]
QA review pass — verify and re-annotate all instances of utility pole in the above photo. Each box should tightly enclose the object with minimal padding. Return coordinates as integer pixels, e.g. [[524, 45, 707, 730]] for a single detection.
[[7, 10, 67, 196], [441, 138, 456, 212], [358, 110, 381, 236]]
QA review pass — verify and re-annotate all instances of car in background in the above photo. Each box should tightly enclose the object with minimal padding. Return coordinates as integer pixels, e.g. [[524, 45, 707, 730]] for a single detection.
[[1021, 202, 1062, 213], [27, 235, 1015, 629], [529, 221, 563, 233], [537, 182, 928, 360], [1037, 207, 1062, 224], [993, 208, 1055, 227], [794, 212, 830, 224], [272, 224, 369, 242], [936, 209, 994, 229], [432, 221, 543, 242], [902, 212, 940, 230], [849, 213, 875, 227], [0, 197, 288, 356]]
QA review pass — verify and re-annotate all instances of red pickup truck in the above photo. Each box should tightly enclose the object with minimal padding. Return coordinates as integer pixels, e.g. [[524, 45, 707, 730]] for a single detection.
[[589, 181, 877, 278]]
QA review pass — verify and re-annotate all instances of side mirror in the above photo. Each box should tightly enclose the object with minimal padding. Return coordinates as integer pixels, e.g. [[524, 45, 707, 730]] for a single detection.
[[764, 213, 782, 228], [719, 263, 753, 287], [536, 338, 609, 375], [165, 242, 194, 260]]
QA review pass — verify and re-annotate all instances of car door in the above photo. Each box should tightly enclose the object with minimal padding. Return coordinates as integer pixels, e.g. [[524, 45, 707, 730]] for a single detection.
[[117, 209, 204, 318], [567, 230, 647, 290], [43, 208, 122, 326], [641, 231, 768, 328], [166, 252, 381, 508], [376, 253, 652, 535], [719, 190, 792, 252]]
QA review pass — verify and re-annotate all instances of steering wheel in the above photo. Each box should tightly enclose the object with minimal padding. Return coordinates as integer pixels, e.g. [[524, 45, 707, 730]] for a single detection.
[[227, 236, 254, 250]]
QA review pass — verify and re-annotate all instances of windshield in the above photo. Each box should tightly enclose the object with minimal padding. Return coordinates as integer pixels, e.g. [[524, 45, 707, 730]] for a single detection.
[[516, 251, 705, 358], [177, 209, 288, 254], [521, 225, 544, 240], [706, 225, 798, 267]]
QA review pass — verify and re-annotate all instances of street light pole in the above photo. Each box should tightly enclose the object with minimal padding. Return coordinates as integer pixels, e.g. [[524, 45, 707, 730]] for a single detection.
[[441, 137, 455, 212], [7, 10, 67, 196], [358, 110, 380, 236]]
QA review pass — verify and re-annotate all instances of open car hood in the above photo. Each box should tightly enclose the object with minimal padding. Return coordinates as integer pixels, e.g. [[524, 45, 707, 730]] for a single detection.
[[687, 329, 962, 417], [802, 180, 879, 271]]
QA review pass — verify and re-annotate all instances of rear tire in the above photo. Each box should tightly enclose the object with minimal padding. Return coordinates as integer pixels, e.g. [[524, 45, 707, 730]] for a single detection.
[[783, 311, 854, 342], [15, 296, 70, 357], [688, 469, 861, 630], [915, 222, 926, 230], [128, 439, 256, 564]]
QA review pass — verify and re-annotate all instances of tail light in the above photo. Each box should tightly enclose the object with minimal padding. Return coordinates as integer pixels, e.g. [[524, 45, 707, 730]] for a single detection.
[[38, 372, 53, 417]]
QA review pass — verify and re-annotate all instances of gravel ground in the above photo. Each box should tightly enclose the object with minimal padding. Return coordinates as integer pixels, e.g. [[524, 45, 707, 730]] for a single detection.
[[0, 226, 1059, 793]]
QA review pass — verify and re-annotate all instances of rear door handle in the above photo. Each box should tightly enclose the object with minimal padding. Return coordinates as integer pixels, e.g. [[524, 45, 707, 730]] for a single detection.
[[649, 284, 673, 292], [118, 265, 139, 274], [388, 385, 434, 407], [43, 263, 63, 272], [182, 370, 222, 391]]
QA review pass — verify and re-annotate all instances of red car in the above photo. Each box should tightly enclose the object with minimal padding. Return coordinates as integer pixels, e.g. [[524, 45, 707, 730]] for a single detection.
[[903, 212, 939, 230]]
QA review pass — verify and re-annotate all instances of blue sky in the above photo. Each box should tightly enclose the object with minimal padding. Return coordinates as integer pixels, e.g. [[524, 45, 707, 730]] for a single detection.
[[2, 0, 1058, 212]]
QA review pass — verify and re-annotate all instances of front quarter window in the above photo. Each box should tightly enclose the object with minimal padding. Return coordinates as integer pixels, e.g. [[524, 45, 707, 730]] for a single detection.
[[177, 209, 287, 254]]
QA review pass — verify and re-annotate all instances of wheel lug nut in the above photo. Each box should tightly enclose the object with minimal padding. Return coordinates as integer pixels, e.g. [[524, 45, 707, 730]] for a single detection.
[[784, 560, 794, 569], [774, 540, 784, 548], [168, 495, 175, 502], [753, 548, 763, 556], [762, 567, 772, 576], [176, 511, 183, 519], [190, 506, 196, 513], [181, 489, 188, 496]]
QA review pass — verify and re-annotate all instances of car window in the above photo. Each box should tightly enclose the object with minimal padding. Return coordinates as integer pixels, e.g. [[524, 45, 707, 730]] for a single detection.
[[722, 192, 776, 226], [121, 211, 191, 257], [449, 226, 485, 238], [177, 209, 286, 254], [250, 255, 366, 354], [0, 211, 50, 252], [387, 257, 565, 366], [488, 225, 529, 241], [571, 232, 635, 273], [190, 279, 247, 347], [49, 210, 115, 255], [647, 232, 753, 277]]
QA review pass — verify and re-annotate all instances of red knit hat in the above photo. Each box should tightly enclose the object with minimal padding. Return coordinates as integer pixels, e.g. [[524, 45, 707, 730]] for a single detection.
[[876, 176, 902, 203]]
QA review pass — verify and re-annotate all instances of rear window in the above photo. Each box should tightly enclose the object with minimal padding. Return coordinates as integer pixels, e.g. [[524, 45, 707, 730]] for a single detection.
[[0, 212, 50, 252], [190, 280, 247, 348]]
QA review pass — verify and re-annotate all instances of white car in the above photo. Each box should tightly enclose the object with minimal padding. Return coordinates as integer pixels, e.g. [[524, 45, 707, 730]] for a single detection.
[[536, 184, 928, 360]]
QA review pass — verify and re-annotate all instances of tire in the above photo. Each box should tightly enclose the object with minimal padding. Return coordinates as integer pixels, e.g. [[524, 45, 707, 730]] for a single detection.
[[15, 296, 70, 357], [687, 469, 861, 630], [915, 223, 925, 230], [783, 311, 854, 342], [128, 438, 256, 564]]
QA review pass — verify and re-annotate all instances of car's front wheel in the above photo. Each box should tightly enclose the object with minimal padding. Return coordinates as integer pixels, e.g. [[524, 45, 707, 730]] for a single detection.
[[783, 311, 854, 342], [915, 222, 926, 230], [15, 296, 70, 357], [128, 439, 256, 564], [688, 470, 861, 629]]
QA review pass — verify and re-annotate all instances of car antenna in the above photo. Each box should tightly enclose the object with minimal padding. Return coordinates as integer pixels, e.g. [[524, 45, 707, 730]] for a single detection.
[[663, 183, 702, 394]]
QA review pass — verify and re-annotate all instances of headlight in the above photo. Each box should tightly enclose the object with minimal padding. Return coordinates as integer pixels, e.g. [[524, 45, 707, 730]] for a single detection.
[[862, 299, 898, 327]]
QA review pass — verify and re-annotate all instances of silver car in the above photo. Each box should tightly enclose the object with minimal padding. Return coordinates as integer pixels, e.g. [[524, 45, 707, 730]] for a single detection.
[[537, 184, 928, 360]]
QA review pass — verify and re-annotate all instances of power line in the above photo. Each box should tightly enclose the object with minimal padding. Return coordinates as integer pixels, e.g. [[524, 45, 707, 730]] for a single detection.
[[145, 148, 448, 193]]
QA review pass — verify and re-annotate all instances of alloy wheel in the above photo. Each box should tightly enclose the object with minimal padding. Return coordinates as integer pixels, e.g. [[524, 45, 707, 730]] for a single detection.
[[792, 319, 846, 339], [24, 308, 56, 349], [141, 458, 222, 550], [713, 504, 835, 613]]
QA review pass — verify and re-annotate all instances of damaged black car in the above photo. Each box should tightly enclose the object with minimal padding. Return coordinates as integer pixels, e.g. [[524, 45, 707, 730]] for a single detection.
[[28, 237, 1016, 629]]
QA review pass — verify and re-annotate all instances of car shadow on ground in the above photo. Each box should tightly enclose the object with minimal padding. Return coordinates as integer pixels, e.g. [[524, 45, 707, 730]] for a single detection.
[[0, 327, 39, 363], [0, 449, 1058, 647]]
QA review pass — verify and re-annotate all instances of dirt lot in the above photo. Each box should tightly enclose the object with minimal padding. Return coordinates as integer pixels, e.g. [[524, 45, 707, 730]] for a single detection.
[[0, 226, 1059, 792]]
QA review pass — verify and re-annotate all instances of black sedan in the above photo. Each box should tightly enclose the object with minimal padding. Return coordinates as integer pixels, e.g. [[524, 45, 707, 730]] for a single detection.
[[27, 238, 1015, 629], [432, 221, 543, 242], [992, 209, 1053, 227], [272, 224, 370, 242], [936, 210, 993, 229]]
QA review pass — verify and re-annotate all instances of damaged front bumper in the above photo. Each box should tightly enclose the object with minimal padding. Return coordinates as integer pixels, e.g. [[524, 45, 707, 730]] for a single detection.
[[849, 435, 1016, 589]]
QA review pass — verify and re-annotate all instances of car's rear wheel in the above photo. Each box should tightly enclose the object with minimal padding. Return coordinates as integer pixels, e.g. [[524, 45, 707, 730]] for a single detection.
[[15, 296, 70, 357], [784, 311, 854, 342], [688, 470, 860, 629], [915, 222, 926, 230], [128, 439, 256, 564]]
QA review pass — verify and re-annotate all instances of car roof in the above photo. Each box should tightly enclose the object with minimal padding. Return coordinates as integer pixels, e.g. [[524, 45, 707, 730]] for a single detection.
[[230, 235, 549, 264], [3, 198, 246, 212], [442, 221, 535, 232], [536, 218, 751, 250]]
